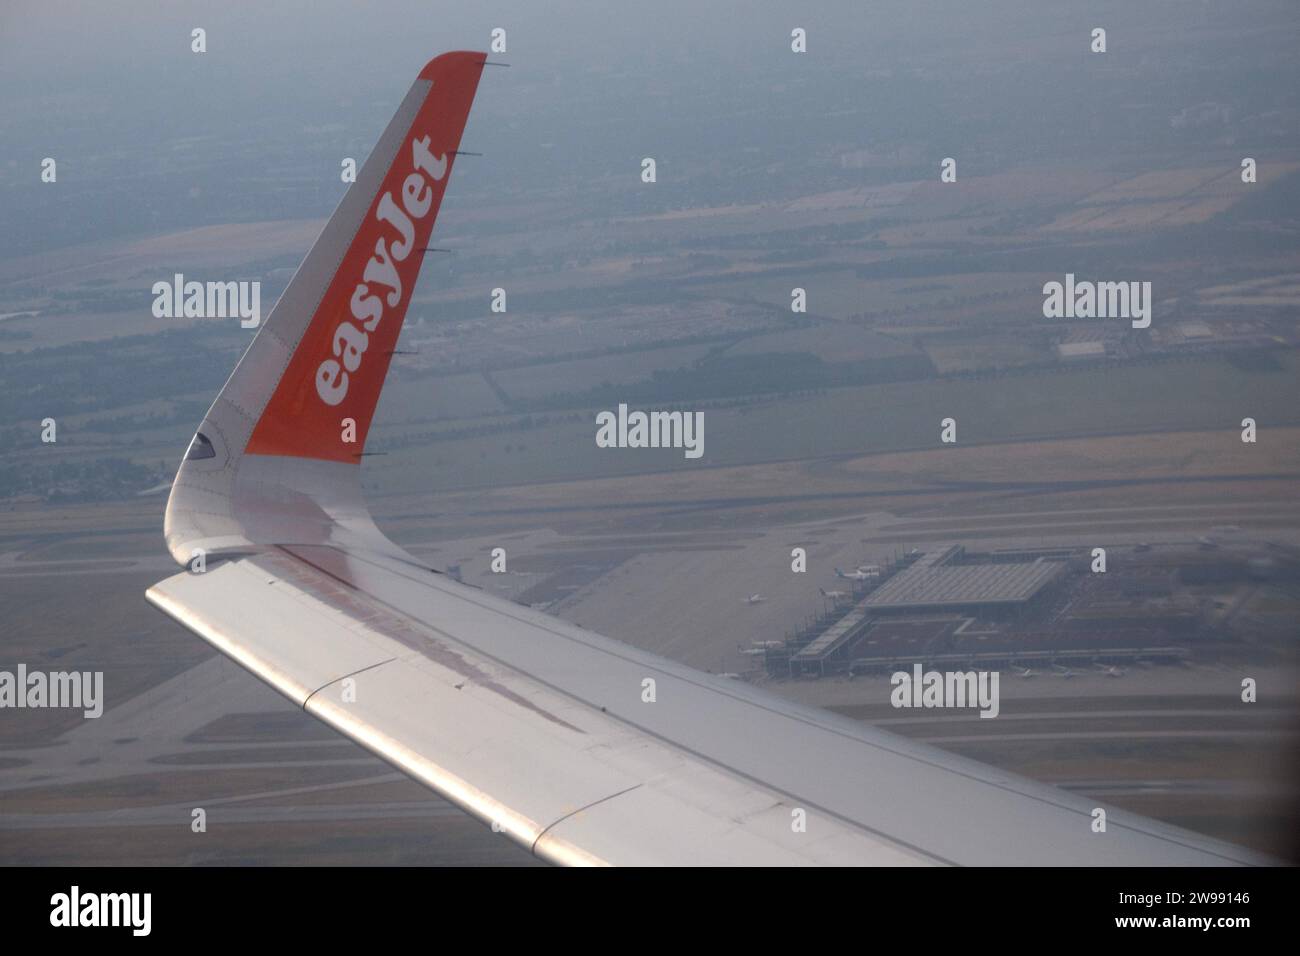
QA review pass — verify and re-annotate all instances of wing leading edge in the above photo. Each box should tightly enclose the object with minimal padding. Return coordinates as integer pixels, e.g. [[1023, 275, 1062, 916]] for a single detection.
[[147, 54, 1273, 866]]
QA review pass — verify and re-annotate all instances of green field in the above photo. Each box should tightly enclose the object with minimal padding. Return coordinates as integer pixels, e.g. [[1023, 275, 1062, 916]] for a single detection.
[[363, 351, 1300, 495]]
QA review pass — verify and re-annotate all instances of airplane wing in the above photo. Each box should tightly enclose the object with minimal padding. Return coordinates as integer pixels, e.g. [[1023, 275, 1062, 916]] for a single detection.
[[145, 52, 1270, 866]]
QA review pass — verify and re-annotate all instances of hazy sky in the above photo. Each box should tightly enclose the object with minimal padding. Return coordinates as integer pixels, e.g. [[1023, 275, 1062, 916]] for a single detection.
[[3, 0, 1298, 255]]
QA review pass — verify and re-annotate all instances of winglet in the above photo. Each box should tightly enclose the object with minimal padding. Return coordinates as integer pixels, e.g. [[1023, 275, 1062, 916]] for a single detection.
[[246, 50, 486, 461], [162, 54, 486, 565]]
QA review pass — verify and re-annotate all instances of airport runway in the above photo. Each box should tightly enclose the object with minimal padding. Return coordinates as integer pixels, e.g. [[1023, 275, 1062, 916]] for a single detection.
[[2, 499, 1296, 863]]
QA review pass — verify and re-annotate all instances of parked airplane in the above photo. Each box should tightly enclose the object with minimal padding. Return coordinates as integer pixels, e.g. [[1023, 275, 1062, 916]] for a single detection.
[[835, 566, 878, 582], [819, 587, 849, 601], [744, 593, 766, 605], [142, 53, 1267, 867]]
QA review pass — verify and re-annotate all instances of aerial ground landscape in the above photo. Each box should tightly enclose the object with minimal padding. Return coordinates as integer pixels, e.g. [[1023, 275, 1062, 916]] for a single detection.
[[1, 0, 1298, 864]]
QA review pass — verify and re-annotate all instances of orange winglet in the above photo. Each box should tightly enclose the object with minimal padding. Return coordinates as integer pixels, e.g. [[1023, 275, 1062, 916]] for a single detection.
[[245, 51, 486, 461]]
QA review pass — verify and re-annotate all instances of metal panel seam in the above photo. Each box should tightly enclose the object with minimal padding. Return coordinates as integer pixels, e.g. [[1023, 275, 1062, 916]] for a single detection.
[[301, 657, 399, 711], [529, 783, 644, 856]]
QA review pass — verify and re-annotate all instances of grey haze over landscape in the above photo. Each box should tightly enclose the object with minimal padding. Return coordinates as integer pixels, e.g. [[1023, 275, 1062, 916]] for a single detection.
[[1, 1, 1298, 866]]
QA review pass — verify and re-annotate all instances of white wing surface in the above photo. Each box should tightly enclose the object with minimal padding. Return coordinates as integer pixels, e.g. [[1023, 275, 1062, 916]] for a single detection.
[[145, 53, 1270, 866]]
